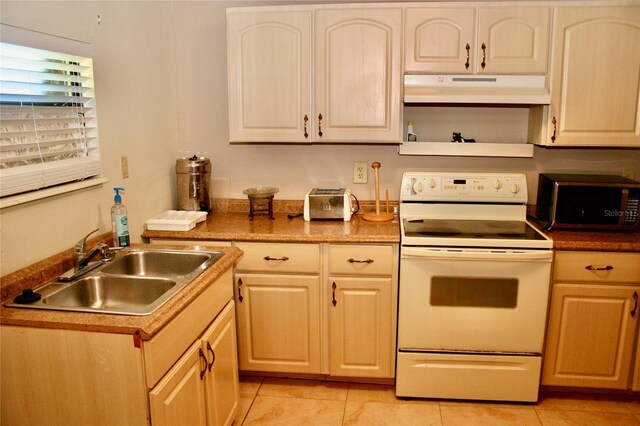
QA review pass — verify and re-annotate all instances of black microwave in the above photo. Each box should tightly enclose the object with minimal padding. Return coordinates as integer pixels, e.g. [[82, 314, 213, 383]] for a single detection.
[[535, 173, 640, 232]]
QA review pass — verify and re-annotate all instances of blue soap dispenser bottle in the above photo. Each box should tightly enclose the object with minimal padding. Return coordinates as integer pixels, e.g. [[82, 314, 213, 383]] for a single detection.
[[111, 187, 130, 247]]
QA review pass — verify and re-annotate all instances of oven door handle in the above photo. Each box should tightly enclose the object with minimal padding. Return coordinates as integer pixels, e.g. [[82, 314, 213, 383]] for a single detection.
[[402, 247, 552, 261]]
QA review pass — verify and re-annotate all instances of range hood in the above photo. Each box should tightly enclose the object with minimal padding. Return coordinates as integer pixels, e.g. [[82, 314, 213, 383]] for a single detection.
[[404, 75, 550, 105]]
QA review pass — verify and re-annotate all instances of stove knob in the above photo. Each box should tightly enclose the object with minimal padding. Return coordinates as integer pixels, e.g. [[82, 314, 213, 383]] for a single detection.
[[493, 179, 502, 190], [511, 183, 520, 194], [428, 178, 436, 189], [413, 181, 424, 193]]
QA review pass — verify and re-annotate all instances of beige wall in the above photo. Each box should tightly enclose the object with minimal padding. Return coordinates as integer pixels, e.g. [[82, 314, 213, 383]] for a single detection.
[[0, 1, 179, 274], [1, 0, 639, 274]]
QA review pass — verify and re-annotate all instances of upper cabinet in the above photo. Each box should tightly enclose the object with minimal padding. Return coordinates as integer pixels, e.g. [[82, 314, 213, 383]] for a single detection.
[[538, 5, 640, 147], [227, 6, 402, 143], [315, 9, 402, 142], [404, 6, 550, 74], [227, 10, 312, 142]]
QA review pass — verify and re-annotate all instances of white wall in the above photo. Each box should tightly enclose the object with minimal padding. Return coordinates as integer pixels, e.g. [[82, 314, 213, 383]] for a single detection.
[[1, 0, 639, 275]]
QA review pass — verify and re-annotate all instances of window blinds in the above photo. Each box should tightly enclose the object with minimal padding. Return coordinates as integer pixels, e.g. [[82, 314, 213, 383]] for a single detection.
[[0, 41, 101, 198]]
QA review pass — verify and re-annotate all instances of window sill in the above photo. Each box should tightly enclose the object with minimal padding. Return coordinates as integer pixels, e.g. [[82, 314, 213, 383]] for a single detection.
[[0, 177, 108, 210]]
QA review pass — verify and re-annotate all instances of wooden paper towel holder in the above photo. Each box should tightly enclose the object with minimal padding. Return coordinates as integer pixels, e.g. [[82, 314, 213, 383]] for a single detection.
[[363, 162, 394, 222]]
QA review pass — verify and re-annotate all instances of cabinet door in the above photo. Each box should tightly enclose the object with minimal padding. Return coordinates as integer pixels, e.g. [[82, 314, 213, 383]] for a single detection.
[[545, 6, 640, 146], [149, 341, 208, 426], [314, 8, 402, 142], [227, 10, 312, 142], [329, 277, 393, 378], [235, 273, 321, 374], [476, 7, 550, 74], [542, 283, 640, 389], [404, 8, 475, 73], [202, 302, 239, 426]]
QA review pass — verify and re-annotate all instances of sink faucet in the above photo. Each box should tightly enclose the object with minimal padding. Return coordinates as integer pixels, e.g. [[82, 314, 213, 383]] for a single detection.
[[59, 229, 119, 282]]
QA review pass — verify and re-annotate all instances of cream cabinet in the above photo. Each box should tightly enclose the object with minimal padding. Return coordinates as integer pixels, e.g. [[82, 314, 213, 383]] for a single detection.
[[542, 251, 640, 390], [539, 5, 640, 146], [314, 8, 402, 142], [233, 242, 322, 374], [150, 301, 239, 426], [226, 6, 402, 143], [404, 6, 550, 74], [1, 269, 238, 426], [327, 244, 398, 378], [226, 10, 312, 142]]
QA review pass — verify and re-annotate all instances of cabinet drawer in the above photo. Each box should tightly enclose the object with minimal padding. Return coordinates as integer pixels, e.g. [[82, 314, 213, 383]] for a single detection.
[[554, 251, 640, 283], [328, 244, 395, 276], [234, 242, 320, 273]]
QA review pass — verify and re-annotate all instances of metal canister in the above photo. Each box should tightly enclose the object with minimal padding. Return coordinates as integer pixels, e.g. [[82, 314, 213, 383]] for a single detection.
[[176, 155, 212, 212]]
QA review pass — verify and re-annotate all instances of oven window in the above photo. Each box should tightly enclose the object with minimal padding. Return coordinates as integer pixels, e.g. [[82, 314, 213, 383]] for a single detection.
[[430, 277, 518, 308]]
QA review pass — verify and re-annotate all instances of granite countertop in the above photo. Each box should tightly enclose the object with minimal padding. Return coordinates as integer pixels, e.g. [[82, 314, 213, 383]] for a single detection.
[[142, 209, 639, 252], [0, 244, 243, 340], [142, 211, 401, 244]]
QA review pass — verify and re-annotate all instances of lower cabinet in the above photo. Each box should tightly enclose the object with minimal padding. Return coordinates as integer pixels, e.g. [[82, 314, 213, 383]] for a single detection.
[[0, 268, 239, 426], [233, 242, 398, 379], [542, 251, 640, 389], [234, 242, 322, 374], [150, 301, 239, 426], [328, 244, 397, 378]]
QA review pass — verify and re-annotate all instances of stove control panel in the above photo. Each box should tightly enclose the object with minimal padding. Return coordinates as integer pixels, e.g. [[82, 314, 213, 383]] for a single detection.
[[401, 172, 528, 203]]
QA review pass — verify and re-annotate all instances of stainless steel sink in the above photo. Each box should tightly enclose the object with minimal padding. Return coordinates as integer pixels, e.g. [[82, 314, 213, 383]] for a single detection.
[[101, 250, 216, 277], [4, 248, 224, 316], [42, 275, 177, 315]]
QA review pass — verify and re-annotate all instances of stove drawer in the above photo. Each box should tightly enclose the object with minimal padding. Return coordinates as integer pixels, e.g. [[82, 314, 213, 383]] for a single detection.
[[554, 251, 640, 283], [328, 244, 394, 276], [396, 352, 541, 402]]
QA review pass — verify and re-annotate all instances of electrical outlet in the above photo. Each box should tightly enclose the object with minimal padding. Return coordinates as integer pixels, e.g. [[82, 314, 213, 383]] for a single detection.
[[120, 156, 129, 179], [353, 162, 368, 184], [622, 169, 636, 180]]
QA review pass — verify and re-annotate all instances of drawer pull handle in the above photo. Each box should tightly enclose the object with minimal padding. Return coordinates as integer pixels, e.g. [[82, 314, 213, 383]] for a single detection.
[[480, 42, 487, 69], [198, 348, 208, 380], [632, 291, 638, 318], [348, 258, 374, 264], [585, 265, 613, 271], [264, 256, 290, 261], [332, 281, 337, 307], [303, 114, 309, 138], [318, 113, 323, 137], [551, 117, 557, 143], [206, 342, 215, 371], [237, 278, 244, 303]]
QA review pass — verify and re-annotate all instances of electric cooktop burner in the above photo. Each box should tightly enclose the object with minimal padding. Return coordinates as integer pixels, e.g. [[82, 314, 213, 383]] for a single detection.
[[403, 219, 548, 242]]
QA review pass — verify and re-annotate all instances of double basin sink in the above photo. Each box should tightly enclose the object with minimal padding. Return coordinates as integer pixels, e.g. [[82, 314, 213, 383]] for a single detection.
[[5, 248, 224, 316]]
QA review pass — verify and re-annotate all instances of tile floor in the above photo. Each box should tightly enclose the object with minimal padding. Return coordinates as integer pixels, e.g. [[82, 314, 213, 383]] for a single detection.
[[235, 375, 640, 425]]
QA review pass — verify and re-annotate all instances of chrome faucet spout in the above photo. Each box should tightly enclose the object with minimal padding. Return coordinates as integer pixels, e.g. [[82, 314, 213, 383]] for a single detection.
[[74, 228, 99, 271]]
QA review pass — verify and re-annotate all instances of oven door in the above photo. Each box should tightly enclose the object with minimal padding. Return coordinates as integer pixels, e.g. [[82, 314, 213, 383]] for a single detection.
[[398, 246, 552, 354]]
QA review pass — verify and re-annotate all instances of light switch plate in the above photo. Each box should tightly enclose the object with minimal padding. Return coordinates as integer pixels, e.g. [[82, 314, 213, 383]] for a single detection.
[[353, 162, 368, 184]]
